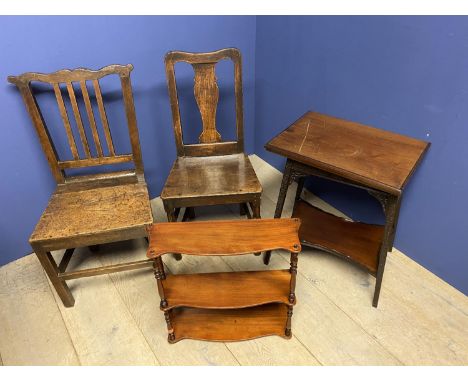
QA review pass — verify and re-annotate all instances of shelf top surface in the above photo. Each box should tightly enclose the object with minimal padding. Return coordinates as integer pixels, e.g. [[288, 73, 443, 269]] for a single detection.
[[147, 218, 301, 258], [265, 111, 430, 194]]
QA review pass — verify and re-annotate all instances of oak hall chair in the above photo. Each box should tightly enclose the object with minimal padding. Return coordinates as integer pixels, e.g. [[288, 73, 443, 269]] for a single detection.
[[161, 48, 262, 228], [8, 64, 154, 307]]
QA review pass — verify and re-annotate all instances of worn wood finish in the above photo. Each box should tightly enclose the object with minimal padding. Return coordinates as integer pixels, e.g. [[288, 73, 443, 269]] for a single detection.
[[168, 304, 290, 343], [8, 64, 145, 178], [66, 82, 91, 158], [30, 183, 152, 245], [161, 270, 293, 310], [264, 112, 430, 307], [161, 154, 262, 206], [8, 64, 153, 307], [162, 48, 262, 235], [80, 80, 103, 156], [266, 111, 430, 195], [53, 83, 79, 160], [147, 218, 301, 258], [292, 200, 384, 274], [148, 217, 301, 343]]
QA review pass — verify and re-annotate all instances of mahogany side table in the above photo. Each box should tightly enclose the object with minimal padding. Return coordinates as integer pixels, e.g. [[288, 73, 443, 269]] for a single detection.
[[263, 111, 430, 307]]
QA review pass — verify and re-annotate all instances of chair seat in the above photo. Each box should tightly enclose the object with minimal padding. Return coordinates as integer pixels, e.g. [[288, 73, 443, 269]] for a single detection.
[[30, 182, 153, 244], [161, 154, 262, 203]]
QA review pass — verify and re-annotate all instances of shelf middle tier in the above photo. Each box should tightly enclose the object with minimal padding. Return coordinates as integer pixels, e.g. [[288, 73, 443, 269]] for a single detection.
[[161, 269, 293, 310]]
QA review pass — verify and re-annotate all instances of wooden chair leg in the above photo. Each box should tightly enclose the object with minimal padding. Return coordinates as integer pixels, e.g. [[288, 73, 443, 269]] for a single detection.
[[250, 198, 262, 256], [240, 203, 247, 216], [182, 207, 195, 221], [163, 202, 182, 261], [32, 244, 75, 307], [250, 198, 261, 219]]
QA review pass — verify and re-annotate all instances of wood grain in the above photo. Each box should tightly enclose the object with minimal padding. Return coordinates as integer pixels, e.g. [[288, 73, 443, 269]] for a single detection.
[[80, 80, 103, 156], [165, 48, 244, 156], [169, 304, 290, 343], [292, 199, 384, 274], [161, 270, 293, 310], [53, 83, 79, 160], [96, 239, 240, 365], [265, 111, 430, 195], [161, 153, 262, 203], [147, 218, 301, 258], [8, 64, 152, 306], [193, 63, 221, 143], [161, 48, 260, 226], [0, 256, 79, 365], [66, 81, 91, 158], [30, 183, 152, 245], [47, 249, 159, 365]]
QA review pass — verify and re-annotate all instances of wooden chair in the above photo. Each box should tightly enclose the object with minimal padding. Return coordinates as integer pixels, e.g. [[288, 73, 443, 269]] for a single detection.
[[8, 64, 154, 307], [161, 48, 262, 227]]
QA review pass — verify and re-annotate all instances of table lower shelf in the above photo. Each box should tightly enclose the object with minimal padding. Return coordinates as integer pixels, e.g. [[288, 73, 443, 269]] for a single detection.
[[292, 199, 384, 274], [168, 303, 291, 343]]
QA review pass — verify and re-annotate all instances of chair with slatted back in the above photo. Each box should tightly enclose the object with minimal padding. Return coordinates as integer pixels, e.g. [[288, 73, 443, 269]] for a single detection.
[[162, 48, 262, 228], [8, 64, 154, 307]]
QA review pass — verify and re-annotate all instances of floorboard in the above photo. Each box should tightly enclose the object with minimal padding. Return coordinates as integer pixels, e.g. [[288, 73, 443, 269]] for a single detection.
[[47, 250, 159, 366], [0, 255, 79, 365]]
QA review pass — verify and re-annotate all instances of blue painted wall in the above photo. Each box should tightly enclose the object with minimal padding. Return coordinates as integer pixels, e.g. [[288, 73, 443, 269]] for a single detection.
[[0, 16, 256, 265], [255, 16, 468, 294]]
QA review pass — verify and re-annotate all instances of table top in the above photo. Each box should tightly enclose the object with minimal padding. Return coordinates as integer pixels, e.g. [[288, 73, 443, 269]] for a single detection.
[[265, 111, 430, 195]]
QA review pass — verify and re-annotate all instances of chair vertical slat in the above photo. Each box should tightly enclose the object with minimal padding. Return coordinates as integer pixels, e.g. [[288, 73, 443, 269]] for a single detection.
[[93, 79, 115, 156], [80, 80, 103, 157], [66, 82, 91, 158], [120, 74, 144, 176], [53, 83, 79, 160], [192, 63, 221, 144]]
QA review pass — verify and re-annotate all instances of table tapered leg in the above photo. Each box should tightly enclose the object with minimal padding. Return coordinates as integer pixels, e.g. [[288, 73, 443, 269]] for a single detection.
[[264, 159, 294, 265], [372, 194, 399, 307], [295, 177, 305, 202]]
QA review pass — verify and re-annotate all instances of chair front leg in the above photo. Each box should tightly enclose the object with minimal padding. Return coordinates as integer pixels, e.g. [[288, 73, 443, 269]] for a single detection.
[[250, 197, 261, 219], [163, 201, 183, 261], [31, 244, 75, 307], [250, 197, 262, 256]]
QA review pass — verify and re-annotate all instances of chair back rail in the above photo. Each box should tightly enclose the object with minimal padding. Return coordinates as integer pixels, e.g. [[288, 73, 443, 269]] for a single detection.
[[165, 48, 244, 157], [8, 64, 144, 184]]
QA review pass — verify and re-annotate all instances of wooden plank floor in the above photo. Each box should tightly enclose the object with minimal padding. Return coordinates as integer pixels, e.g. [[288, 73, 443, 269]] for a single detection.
[[0, 155, 467, 365]]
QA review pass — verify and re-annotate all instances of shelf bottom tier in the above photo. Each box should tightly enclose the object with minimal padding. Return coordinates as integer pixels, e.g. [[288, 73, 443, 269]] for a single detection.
[[168, 303, 291, 343]]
